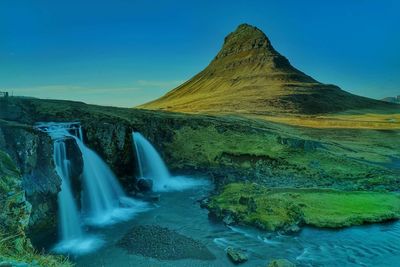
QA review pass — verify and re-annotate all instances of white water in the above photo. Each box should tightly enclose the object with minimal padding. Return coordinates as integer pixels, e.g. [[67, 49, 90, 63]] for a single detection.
[[36, 122, 147, 255], [132, 132, 207, 191], [36, 123, 101, 255], [53, 140, 83, 241], [73, 137, 147, 226]]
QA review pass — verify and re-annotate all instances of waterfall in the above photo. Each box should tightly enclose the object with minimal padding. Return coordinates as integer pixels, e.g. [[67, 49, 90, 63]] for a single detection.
[[132, 136, 144, 178], [36, 122, 101, 255], [35, 122, 147, 254], [53, 139, 83, 241], [132, 132, 207, 192], [72, 137, 139, 226], [132, 132, 171, 191]]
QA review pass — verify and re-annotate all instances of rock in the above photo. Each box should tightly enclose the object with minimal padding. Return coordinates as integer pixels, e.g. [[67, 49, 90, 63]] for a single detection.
[[268, 259, 296, 267], [226, 247, 248, 264], [198, 197, 210, 208], [0, 126, 61, 240], [222, 213, 235, 225], [136, 178, 153, 192], [283, 224, 301, 234]]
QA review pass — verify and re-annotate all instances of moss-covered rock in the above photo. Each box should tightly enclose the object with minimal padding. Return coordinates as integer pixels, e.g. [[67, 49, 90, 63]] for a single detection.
[[0, 150, 72, 267], [0, 124, 61, 243], [226, 247, 248, 264], [208, 183, 400, 232], [267, 259, 296, 267]]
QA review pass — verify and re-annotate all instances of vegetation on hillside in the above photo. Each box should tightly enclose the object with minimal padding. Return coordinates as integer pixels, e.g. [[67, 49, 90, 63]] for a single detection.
[[139, 24, 397, 115]]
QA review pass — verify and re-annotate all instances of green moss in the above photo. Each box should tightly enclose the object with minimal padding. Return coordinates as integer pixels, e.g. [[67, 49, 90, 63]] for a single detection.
[[208, 183, 400, 231], [297, 191, 400, 227], [0, 150, 73, 267], [167, 126, 280, 167], [167, 124, 398, 190]]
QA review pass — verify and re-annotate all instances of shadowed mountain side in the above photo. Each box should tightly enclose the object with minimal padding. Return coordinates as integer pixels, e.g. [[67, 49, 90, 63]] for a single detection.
[[139, 24, 396, 114]]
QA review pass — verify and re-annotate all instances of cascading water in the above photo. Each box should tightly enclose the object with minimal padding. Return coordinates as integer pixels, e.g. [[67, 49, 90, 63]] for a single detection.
[[36, 122, 147, 254], [36, 122, 101, 255], [132, 132, 207, 191], [53, 139, 83, 242], [72, 136, 145, 226], [133, 132, 171, 191]]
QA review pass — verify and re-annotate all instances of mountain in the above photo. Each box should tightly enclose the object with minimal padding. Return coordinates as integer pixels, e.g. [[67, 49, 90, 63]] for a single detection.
[[139, 23, 395, 114], [382, 96, 400, 104]]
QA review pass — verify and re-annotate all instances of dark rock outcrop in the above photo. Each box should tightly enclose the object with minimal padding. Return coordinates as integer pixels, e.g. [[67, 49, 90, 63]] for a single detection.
[[0, 150, 71, 266], [0, 124, 60, 242], [136, 178, 153, 192]]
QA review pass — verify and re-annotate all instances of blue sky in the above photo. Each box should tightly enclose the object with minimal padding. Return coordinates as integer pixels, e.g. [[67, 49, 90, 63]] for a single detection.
[[1, 0, 399, 107]]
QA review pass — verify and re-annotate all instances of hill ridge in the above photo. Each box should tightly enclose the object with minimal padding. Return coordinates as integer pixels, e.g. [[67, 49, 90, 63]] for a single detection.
[[139, 23, 394, 114]]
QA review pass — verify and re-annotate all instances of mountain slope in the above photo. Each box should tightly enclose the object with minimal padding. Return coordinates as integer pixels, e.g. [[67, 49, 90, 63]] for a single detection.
[[382, 96, 400, 104], [139, 24, 394, 114]]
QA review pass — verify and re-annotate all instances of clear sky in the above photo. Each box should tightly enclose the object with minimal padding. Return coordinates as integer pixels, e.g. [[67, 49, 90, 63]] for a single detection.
[[1, 0, 399, 107]]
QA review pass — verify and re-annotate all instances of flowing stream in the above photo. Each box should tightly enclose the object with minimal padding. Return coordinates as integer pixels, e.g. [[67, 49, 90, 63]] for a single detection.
[[74, 186, 400, 267]]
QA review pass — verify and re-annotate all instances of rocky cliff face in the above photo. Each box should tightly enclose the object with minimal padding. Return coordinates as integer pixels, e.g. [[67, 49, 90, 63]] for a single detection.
[[0, 150, 71, 266], [0, 124, 60, 242]]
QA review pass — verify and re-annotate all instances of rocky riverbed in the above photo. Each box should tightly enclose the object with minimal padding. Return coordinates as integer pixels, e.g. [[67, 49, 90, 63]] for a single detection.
[[117, 225, 215, 260]]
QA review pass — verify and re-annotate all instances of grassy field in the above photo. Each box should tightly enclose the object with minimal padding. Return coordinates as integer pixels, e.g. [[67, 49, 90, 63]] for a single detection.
[[251, 112, 400, 130], [167, 116, 400, 190], [208, 183, 400, 232]]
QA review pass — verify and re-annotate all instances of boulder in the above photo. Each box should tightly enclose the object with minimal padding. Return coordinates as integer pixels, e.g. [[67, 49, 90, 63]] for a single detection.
[[136, 178, 153, 192], [268, 259, 296, 267], [226, 247, 248, 264]]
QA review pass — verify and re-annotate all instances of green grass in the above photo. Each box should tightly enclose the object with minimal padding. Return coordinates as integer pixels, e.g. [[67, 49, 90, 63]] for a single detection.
[[297, 190, 400, 227], [166, 124, 399, 190], [0, 150, 73, 267], [253, 113, 400, 130], [208, 183, 400, 231], [0, 229, 73, 267]]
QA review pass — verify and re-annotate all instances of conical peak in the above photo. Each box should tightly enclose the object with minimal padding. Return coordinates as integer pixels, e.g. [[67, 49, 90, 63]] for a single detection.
[[215, 23, 275, 59]]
